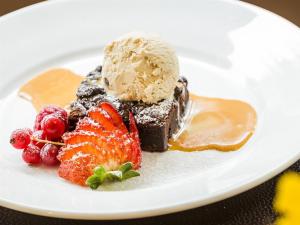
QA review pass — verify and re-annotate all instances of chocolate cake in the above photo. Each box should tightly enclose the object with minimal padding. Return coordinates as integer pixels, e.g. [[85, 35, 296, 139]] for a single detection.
[[68, 66, 189, 152]]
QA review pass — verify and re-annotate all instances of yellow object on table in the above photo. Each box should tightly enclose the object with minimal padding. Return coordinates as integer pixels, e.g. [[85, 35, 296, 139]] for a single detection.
[[274, 172, 300, 225]]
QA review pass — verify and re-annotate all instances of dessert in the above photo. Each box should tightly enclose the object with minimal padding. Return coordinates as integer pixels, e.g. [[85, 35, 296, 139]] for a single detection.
[[10, 32, 257, 189], [69, 33, 189, 152], [69, 66, 188, 152]]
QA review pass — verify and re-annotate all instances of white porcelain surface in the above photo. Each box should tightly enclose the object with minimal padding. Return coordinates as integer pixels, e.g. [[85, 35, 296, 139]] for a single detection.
[[0, 0, 300, 220]]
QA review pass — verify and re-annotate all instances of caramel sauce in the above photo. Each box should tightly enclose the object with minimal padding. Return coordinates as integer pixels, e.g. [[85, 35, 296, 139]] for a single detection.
[[19, 69, 84, 111], [169, 94, 257, 152]]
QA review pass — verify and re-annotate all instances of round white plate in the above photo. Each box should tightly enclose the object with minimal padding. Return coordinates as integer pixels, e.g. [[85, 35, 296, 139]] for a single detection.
[[0, 0, 300, 220]]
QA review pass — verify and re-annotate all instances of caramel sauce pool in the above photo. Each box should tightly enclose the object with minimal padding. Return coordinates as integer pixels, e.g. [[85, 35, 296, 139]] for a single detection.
[[19, 69, 84, 111], [169, 94, 257, 152]]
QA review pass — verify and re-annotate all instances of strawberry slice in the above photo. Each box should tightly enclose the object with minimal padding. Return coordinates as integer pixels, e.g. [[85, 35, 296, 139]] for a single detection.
[[129, 112, 142, 169], [63, 131, 98, 145], [58, 102, 142, 188], [76, 117, 102, 132], [58, 153, 98, 186], [76, 117, 114, 138], [63, 130, 109, 147], [58, 142, 101, 162], [88, 107, 117, 131], [62, 130, 128, 164], [99, 102, 128, 133]]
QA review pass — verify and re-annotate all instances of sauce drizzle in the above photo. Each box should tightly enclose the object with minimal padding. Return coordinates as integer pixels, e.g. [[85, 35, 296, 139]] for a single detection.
[[169, 94, 257, 152], [19, 69, 83, 111]]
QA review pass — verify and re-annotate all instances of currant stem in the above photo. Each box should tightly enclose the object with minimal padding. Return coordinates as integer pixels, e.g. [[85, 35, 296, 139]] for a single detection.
[[31, 137, 65, 146]]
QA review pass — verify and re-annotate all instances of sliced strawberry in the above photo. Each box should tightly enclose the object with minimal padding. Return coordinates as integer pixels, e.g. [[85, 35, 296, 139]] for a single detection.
[[58, 142, 101, 162], [58, 103, 142, 186], [76, 117, 101, 131], [75, 117, 108, 136], [62, 130, 127, 163], [129, 112, 140, 142], [63, 131, 99, 145], [88, 107, 117, 131], [99, 102, 128, 133], [129, 112, 142, 169], [58, 142, 123, 185], [58, 153, 98, 186]]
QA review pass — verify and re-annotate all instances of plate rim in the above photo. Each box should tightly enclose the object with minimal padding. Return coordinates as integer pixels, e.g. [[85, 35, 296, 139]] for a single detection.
[[0, 155, 299, 220]]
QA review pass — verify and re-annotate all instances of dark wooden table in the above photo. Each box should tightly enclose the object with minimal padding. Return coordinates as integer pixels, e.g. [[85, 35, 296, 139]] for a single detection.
[[0, 1, 299, 225]]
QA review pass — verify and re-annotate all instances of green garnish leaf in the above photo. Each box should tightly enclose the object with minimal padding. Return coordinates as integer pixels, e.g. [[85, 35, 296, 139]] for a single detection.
[[86, 175, 102, 190], [106, 171, 122, 181], [119, 162, 133, 173], [86, 162, 140, 190], [122, 170, 140, 180], [94, 166, 106, 177]]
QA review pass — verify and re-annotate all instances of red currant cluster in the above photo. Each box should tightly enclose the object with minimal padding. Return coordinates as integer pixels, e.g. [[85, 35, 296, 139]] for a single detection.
[[9, 106, 68, 166]]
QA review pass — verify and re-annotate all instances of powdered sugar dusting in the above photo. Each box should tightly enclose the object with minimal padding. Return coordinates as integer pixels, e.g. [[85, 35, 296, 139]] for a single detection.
[[133, 98, 173, 125]]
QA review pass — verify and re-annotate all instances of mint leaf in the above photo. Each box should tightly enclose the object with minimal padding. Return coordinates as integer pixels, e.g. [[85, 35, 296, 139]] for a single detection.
[[86, 174, 102, 190], [86, 162, 140, 189], [122, 170, 140, 180], [94, 166, 106, 178], [119, 162, 133, 173], [106, 171, 122, 181]]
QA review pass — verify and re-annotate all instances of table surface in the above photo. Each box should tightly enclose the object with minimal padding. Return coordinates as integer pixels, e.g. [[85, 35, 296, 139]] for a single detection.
[[1, 1, 299, 225]]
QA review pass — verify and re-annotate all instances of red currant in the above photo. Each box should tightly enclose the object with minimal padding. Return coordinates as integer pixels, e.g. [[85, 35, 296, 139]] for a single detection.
[[41, 114, 66, 140], [53, 111, 68, 129], [22, 144, 41, 164], [40, 144, 60, 166], [31, 130, 47, 148], [23, 128, 33, 136], [10, 128, 32, 149], [34, 106, 67, 131]]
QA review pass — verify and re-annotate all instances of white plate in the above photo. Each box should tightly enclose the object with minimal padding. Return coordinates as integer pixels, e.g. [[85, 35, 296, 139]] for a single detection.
[[0, 0, 300, 220]]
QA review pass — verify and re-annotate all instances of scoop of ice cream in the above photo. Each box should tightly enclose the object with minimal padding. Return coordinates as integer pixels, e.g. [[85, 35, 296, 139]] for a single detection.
[[101, 33, 179, 103]]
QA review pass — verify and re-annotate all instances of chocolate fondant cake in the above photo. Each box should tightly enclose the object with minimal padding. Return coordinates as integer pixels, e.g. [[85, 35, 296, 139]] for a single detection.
[[68, 66, 189, 152]]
